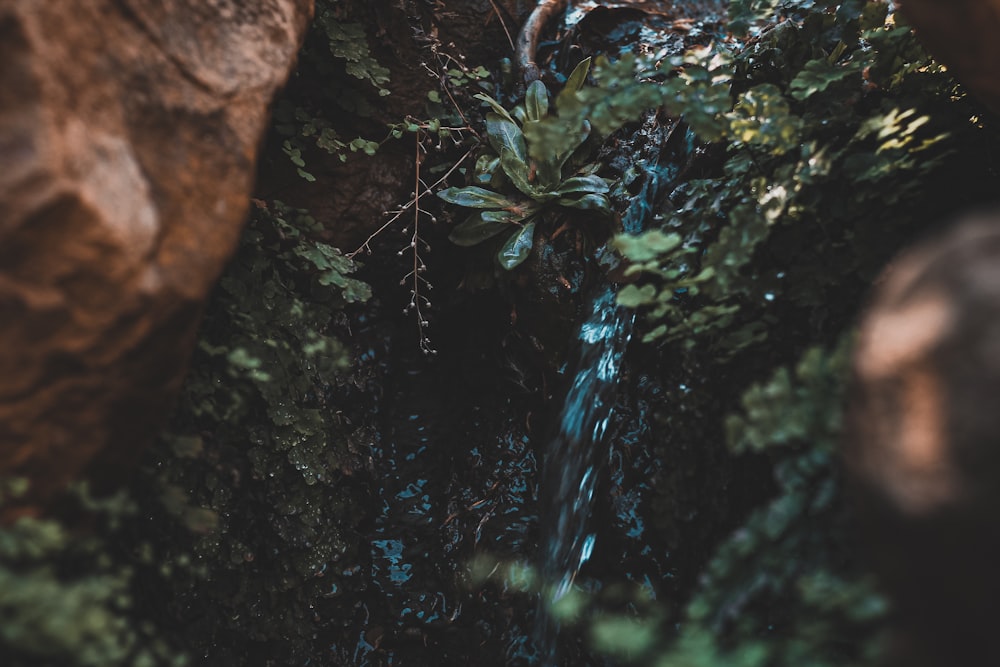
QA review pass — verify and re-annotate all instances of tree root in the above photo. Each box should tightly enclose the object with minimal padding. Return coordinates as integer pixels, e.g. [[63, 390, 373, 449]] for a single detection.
[[516, 0, 568, 84]]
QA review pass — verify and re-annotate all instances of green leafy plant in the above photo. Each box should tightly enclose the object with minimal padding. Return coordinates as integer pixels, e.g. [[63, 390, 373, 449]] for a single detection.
[[675, 340, 890, 667], [610, 2, 957, 351], [138, 201, 374, 664], [469, 338, 886, 667], [273, 99, 382, 182], [313, 12, 391, 96], [579, 1, 997, 665], [0, 481, 187, 667], [437, 59, 614, 270], [458, 3, 999, 667], [272, 1, 392, 180]]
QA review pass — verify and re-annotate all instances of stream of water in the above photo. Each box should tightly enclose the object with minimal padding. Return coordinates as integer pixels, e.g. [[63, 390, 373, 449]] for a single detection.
[[533, 115, 690, 664], [534, 285, 634, 664]]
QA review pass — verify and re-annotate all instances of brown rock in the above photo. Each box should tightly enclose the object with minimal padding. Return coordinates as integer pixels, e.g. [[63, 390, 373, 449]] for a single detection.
[[0, 0, 313, 513], [897, 0, 1000, 112], [847, 213, 1000, 666]]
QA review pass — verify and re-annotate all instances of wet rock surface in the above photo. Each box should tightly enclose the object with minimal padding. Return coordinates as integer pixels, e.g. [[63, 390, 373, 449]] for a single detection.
[[0, 0, 313, 512], [349, 295, 541, 665]]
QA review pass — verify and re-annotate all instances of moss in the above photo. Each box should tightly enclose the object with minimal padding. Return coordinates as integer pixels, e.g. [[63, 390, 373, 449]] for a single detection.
[[132, 202, 375, 664]]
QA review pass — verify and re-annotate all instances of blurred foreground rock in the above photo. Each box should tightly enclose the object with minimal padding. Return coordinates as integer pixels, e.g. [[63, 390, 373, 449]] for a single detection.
[[0, 0, 313, 514], [897, 0, 1000, 112], [848, 213, 1000, 666]]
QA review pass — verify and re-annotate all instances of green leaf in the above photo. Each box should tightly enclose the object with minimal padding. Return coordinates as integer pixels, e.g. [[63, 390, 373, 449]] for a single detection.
[[612, 230, 683, 262], [497, 222, 536, 269], [479, 210, 521, 224], [557, 56, 592, 112], [472, 172, 489, 186], [449, 212, 513, 246], [473, 93, 517, 125], [617, 284, 657, 307], [294, 244, 352, 274], [526, 80, 549, 122], [860, 0, 889, 30], [556, 193, 612, 213], [334, 275, 372, 303], [591, 616, 657, 657], [641, 323, 669, 342], [523, 117, 591, 190], [788, 58, 863, 101], [486, 113, 528, 165], [500, 147, 540, 198], [474, 155, 501, 185], [437, 186, 515, 209], [555, 174, 610, 196], [727, 84, 802, 151], [228, 347, 263, 371]]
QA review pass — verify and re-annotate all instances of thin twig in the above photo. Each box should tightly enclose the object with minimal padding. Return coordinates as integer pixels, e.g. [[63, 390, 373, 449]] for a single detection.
[[487, 0, 516, 52], [422, 50, 483, 138], [443, 83, 477, 136], [347, 146, 475, 258], [406, 132, 435, 354]]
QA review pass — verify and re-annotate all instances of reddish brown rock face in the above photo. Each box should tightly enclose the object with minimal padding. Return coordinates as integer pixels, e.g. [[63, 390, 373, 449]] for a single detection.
[[0, 0, 313, 513], [897, 0, 1000, 112], [848, 215, 1000, 666]]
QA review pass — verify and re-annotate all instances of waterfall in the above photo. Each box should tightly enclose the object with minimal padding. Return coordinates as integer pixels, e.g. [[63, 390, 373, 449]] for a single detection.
[[533, 116, 691, 664], [541, 287, 633, 605], [533, 285, 634, 665]]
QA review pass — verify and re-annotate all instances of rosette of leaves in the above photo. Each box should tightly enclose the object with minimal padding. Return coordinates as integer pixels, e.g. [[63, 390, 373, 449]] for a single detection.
[[437, 59, 614, 270]]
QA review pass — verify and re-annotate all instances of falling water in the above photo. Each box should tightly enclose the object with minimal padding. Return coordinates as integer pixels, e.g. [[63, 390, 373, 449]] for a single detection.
[[533, 116, 692, 664], [536, 284, 634, 621]]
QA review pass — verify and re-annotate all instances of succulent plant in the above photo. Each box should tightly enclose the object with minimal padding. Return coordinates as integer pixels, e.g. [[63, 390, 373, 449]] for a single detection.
[[437, 59, 613, 270]]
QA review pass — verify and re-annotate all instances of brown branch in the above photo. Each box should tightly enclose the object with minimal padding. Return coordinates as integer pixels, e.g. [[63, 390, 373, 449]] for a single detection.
[[516, 0, 569, 84]]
